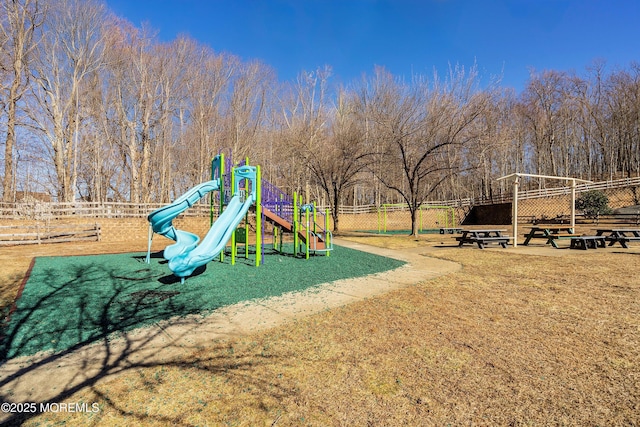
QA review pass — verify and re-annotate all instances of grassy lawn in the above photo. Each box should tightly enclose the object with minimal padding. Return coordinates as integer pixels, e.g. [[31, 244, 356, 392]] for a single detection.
[[2, 235, 639, 426]]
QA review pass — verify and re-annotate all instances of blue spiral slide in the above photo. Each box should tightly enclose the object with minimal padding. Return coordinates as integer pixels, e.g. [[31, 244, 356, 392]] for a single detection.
[[167, 193, 255, 279], [147, 180, 219, 261], [147, 165, 257, 282]]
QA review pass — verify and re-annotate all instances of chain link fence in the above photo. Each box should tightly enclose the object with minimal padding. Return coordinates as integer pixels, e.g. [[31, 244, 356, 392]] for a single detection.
[[517, 185, 640, 226], [325, 205, 467, 234], [330, 182, 640, 232]]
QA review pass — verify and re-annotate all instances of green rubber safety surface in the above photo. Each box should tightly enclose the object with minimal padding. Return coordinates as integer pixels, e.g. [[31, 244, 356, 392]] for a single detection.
[[1, 244, 405, 360]]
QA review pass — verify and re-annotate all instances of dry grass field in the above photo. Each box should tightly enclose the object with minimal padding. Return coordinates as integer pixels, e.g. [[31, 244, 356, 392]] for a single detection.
[[1, 233, 639, 426]]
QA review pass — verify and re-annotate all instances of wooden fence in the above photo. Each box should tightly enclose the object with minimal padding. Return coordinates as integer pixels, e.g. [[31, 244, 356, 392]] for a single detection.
[[0, 223, 101, 245]]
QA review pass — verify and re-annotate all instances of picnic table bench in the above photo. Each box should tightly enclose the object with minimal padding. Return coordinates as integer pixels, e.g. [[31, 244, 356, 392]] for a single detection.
[[569, 235, 607, 250], [439, 227, 463, 234], [522, 226, 577, 248], [595, 229, 640, 248], [456, 229, 512, 249]]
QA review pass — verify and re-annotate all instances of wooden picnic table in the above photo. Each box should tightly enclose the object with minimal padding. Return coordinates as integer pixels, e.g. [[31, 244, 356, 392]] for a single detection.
[[522, 226, 576, 248], [595, 228, 640, 248], [456, 229, 511, 249]]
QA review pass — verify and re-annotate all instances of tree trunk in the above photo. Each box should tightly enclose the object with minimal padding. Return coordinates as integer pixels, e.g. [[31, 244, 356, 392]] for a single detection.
[[331, 182, 341, 233], [2, 0, 41, 201], [410, 206, 419, 236], [128, 125, 140, 203], [2, 82, 19, 201]]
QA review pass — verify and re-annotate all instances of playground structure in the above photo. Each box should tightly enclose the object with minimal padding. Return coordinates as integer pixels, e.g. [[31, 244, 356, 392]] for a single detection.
[[146, 155, 333, 282], [376, 203, 457, 233]]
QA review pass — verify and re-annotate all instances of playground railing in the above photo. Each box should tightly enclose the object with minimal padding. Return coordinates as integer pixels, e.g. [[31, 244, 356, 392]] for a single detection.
[[261, 178, 294, 223], [314, 209, 328, 234]]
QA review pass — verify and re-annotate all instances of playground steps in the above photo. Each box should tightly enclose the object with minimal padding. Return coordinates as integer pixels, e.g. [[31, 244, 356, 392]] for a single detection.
[[306, 233, 327, 251]]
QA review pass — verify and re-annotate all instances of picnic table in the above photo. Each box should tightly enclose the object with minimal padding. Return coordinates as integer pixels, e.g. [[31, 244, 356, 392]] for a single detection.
[[595, 228, 640, 248], [522, 226, 577, 248], [456, 229, 511, 249]]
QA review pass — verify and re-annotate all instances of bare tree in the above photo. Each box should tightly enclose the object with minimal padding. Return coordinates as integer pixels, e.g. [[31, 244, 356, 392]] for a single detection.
[[574, 61, 611, 181], [144, 37, 194, 202], [179, 43, 235, 186], [6, 0, 640, 210], [221, 60, 273, 164], [301, 88, 373, 232], [102, 19, 159, 203], [0, 0, 43, 201], [29, 0, 106, 202], [276, 66, 332, 198], [362, 66, 488, 235], [74, 66, 124, 202], [465, 87, 519, 200], [519, 69, 575, 180], [605, 64, 640, 178]]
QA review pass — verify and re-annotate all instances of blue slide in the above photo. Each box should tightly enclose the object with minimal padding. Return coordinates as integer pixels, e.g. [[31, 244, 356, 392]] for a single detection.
[[149, 164, 258, 282], [168, 193, 256, 280], [147, 180, 219, 261]]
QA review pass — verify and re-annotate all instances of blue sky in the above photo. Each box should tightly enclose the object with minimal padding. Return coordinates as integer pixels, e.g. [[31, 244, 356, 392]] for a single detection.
[[105, 0, 640, 92]]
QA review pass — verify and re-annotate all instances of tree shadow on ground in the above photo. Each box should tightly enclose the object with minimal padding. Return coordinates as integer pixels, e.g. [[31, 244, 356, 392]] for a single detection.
[[158, 264, 207, 284], [0, 260, 290, 425]]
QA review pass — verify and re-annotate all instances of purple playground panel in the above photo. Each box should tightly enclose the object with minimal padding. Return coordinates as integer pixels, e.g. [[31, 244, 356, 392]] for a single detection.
[[261, 178, 294, 223]]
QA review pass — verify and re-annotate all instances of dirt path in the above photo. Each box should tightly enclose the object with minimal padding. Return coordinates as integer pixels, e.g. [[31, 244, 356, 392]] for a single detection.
[[0, 238, 460, 409]]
